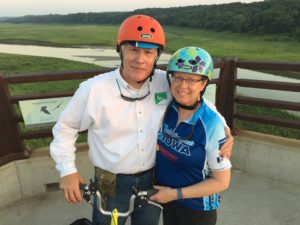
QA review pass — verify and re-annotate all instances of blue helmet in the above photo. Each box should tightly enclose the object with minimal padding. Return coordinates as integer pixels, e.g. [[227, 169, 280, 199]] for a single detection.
[[167, 47, 213, 80]]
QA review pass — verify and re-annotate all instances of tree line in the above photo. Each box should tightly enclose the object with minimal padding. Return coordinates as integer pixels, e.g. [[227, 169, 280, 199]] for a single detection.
[[5, 0, 300, 41]]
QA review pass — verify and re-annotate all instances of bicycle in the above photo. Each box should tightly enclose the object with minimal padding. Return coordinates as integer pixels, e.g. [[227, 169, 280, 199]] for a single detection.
[[70, 179, 163, 225]]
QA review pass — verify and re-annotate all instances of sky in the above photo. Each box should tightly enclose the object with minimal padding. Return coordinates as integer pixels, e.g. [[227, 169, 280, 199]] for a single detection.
[[0, 0, 264, 17]]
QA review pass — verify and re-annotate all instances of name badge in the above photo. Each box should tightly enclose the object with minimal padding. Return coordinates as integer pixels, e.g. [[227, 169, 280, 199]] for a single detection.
[[155, 92, 168, 105]]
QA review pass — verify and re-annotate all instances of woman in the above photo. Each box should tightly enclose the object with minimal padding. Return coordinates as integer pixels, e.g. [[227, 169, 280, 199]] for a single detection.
[[150, 47, 231, 225]]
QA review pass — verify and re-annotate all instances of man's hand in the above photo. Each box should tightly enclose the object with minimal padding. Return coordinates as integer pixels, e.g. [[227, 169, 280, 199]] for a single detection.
[[220, 127, 234, 158], [60, 172, 84, 204]]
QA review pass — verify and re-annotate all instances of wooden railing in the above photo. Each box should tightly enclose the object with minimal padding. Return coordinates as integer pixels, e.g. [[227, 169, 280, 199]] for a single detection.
[[0, 59, 299, 166], [235, 61, 300, 129]]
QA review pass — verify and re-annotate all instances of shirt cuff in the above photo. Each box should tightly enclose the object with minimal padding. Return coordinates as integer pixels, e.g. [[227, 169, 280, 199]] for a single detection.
[[58, 161, 78, 177]]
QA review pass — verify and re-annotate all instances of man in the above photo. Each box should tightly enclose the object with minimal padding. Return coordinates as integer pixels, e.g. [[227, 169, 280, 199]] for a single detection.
[[50, 15, 233, 225]]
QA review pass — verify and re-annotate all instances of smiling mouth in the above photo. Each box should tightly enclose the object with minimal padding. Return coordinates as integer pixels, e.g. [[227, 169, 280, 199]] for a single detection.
[[131, 65, 147, 70], [177, 90, 190, 95]]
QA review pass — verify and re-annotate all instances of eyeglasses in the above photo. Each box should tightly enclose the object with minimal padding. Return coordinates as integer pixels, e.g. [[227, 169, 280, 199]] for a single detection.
[[116, 79, 150, 102], [171, 76, 204, 85]]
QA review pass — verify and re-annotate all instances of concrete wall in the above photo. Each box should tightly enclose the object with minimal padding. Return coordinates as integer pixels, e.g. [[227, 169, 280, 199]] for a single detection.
[[0, 143, 93, 209], [1, 131, 300, 209], [232, 130, 300, 185], [0, 162, 22, 209]]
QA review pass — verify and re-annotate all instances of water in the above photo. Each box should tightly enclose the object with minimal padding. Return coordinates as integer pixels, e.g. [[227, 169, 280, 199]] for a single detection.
[[0, 44, 299, 115], [210, 69, 300, 116], [0, 43, 170, 68], [237, 69, 300, 103]]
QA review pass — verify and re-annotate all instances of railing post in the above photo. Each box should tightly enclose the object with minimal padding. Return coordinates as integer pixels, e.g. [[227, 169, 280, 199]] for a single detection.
[[0, 75, 29, 166], [215, 58, 237, 131]]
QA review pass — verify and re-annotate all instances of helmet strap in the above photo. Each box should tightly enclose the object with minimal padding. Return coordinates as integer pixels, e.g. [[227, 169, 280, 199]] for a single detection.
[[166, 71, 171, 87], [137, 62, 156, 83], [118, 45, 124, 69], [200, 80, 210, 96]]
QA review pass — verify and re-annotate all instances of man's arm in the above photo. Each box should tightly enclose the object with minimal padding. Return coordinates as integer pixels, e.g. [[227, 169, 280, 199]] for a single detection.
[[204, 99, 234, 158], [220, 127, 234, 158], [50, 82, 92, 203]]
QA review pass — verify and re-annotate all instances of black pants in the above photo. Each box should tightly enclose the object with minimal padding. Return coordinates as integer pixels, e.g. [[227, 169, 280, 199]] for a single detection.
[[163, 202, 217, 225]]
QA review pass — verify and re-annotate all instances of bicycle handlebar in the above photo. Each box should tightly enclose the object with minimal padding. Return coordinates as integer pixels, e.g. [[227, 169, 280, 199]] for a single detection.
[[80, 179, 162, 217]]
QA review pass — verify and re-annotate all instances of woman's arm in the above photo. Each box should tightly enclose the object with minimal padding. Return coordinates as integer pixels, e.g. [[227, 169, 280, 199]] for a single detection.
[[150, 169, 231, 204], [180, 169, 231, 199]]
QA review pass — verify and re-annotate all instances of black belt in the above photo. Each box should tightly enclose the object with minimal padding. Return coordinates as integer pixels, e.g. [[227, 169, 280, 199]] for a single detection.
[[118, 168, 154, 177]]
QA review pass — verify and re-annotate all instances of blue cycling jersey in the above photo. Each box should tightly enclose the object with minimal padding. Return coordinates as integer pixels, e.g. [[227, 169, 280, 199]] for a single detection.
[[155, 99, 231, 211]]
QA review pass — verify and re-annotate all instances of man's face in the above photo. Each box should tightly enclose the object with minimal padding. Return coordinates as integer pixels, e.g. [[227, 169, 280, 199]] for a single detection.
[[121, 44, 158, 88]]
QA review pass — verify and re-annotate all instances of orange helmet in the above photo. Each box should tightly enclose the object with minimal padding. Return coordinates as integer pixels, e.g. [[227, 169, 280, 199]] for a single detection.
[[117, 15, 165, 51]]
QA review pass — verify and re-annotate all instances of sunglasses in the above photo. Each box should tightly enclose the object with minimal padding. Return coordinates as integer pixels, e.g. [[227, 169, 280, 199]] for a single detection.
[[116, 79, 150, 102]]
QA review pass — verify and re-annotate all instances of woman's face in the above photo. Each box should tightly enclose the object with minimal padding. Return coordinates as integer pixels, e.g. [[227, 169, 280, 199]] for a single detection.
[[171, 72, 207, 106]]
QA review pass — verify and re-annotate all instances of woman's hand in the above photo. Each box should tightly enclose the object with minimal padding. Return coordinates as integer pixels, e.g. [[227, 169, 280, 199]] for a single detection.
[[149, 185, 178, 204]]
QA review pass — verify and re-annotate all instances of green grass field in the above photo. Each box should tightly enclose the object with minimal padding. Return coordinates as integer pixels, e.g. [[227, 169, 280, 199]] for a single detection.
[[0, 52, 102, 75], [0, 23, 118, 47], [0, 23, 299, 147], [0, 23, 300, 62]]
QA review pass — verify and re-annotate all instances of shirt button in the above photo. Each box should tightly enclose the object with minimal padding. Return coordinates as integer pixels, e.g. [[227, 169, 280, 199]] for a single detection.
[[140, 130, 143, 133], [138, 111, 142, 114], [141, 149, 144, 151]]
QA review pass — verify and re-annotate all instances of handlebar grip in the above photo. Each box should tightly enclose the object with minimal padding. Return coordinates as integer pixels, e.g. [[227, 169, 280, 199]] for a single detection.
[[79, 183, 88, 190], [131, 186, 158, 198], [145, 189, 158, 197]]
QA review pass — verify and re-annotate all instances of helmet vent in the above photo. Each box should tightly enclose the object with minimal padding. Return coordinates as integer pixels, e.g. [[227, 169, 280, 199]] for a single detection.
[[189, 60, 197, 65], [140, 34, 152, 39], [137, 26, 143, 31]]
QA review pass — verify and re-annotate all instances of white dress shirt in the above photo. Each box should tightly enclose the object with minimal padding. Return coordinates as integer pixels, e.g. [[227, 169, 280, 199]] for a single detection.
[[50, 68, 171, 177]]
